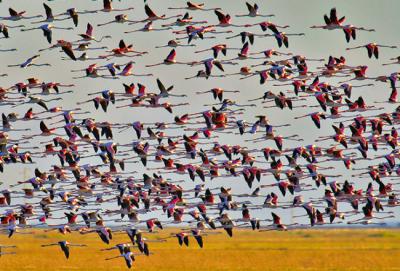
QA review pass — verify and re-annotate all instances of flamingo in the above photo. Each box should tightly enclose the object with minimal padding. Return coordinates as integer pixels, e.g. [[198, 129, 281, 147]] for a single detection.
[[64, 8, 79, 27], [98, 14, 135, 27], [213, 9, 249, 27], [125, 21, 172, 33], [310, 7, 346, 30], [342, 24, 375, 43], [382, 56, 400, 66], [295, 112, 327, 129], [1, 114, 30, 132], [253, 21, 290, 32], [41, 241, 86, 259], [235, 2, 275, 17], [162, 12, 208, 27], [105, 246, 147, 269], [99, 39, 148, 59], [185, 70, 226, 80], [264, 31, 305, 48], [168, 2, 220, 11], [0, 23, 26, 38], [226, 31, 263, 45], [196, 88, 240, 101], [116, 62, 153, 77], [129, 4, 182, 24], [31, 3, 68, 24], [77, 23, 111, 42], [85, 0, 135, 13], [0, 8, 42, 21], [155, 39, 196, 48], [21, 24, 73, 44], [194, 44, 231, 58], [146, 49, 192, 67], [7, 55, 51, 68], [346, 43, 397, 59]]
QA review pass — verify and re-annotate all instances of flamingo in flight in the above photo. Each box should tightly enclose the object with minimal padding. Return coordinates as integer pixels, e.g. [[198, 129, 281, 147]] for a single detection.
[[125, 21, 172, 33], [212, 9, 250, 27], [129, 4, 182, 24], [162, 12, 208, 28], [116, 62, 153, 77], [31, 3, 69, 24], [84, 0, 135, 13], [235, 2, 275, 18], [346, 43, 397, 59], [146, 49, 192, 67], [310, 8, 346, 30], [98, 14, 137, 27], [0, 23, 25, 38], [21, 24, 73, 44], [105, 246, 148, 269], [41, 241, 86, 259], [168, 2, 221, 11], [382, 56, 400, 66], [0, 8, 42, 21], [7, 55, 51, 68], [77, 23, 111, 42], [155, 39, 196, 48]]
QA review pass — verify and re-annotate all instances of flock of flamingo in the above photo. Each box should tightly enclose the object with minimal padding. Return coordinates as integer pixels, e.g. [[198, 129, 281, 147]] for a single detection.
[[0, 0, 399, 268]]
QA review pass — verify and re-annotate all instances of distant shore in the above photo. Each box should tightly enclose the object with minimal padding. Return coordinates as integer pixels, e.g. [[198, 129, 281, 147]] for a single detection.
[[0, 228, 399, 270]]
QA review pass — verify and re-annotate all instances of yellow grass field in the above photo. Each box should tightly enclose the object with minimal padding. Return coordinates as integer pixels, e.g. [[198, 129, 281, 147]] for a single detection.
[[0, 228, 399, 271]]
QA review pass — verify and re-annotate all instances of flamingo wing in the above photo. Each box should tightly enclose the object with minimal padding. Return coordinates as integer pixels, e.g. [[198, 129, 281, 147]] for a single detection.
[[2, 113, 9, 127], [86, 23, 93, 37], [271, 212, 280, 224], [351, 28, 356, 40], [2, 25, 9, 38], [311, 114, 321, 129], [156, 78, 169, 94], [183, 235, 189, 246], [60, 243, 70, 259], [42, 28, 52, 44], [366, 45, 373, 58], [193, 234, 203, 248], [213, 60, 224, 72], [124, 257, 133, 268], [245, 2, 253, 13], [343, 28, 351, 43], [122, 62, 133, 74], [145, 4, 157, 17], [43, 3, 53, 19], [274, 33, 283, 48], [62, 45, 76, 61], [329, 8, 338, 23], [37, 100, 49, 111], [214, 9, 226, 23], [103, 0, 112, 10], [248, 33, 254, 45], [282, 34, 289, 48], [71, 12, 79, 27], [9, 8, 18, 17], [268, 24, 279, 35], [241, 41, 249, 55], [119, 39, 127, 49], [165, 49, 176, 62], [373, 46, 379, 59], [323, 14, 331, 25]]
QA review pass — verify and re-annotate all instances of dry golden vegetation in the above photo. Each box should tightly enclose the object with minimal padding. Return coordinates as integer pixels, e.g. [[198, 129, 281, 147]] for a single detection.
[[0, 228, 399, 270]]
